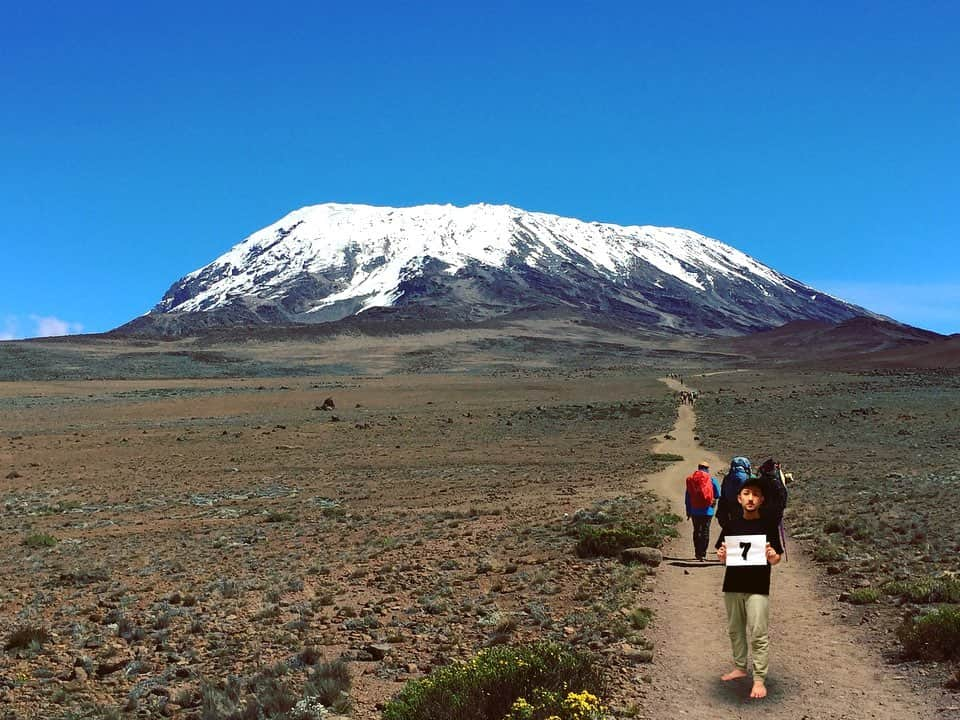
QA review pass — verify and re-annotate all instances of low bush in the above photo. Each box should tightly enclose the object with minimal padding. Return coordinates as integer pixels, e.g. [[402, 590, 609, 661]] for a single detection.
[[304, 658, 351, 712], [5, 625, 52, 651], [897, 605, 960, 661], [628, 607, 654, 630], [883, 575, 960, 604], [381, 642, 603, 720], [575, 515, 679, 558], [199, 657, 350, 720], [22, 533, 57, 548], [200, 674, 296, 720], [812, 542, 846, 563], [503, 689, 605, 720], [846, 588, 880, 605]]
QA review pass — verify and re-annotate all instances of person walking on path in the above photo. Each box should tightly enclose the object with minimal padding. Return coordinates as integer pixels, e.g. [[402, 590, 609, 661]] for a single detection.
[[716, 476, 783, 699], [684, 461, 720, 561]]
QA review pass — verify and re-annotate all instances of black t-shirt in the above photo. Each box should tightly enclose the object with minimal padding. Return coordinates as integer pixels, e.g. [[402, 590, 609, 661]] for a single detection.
[[718, 517, 783, 595]]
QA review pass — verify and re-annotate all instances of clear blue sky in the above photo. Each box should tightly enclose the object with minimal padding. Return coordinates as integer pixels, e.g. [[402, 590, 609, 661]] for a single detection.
[[2, 1, 958, 338]]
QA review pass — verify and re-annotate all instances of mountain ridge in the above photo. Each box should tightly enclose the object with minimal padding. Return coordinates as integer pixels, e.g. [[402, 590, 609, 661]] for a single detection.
[[121, 202, 880, 337]]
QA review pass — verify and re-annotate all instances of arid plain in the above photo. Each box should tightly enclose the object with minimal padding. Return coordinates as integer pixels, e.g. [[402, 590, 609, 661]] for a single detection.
[[1, 325, 959, 719]]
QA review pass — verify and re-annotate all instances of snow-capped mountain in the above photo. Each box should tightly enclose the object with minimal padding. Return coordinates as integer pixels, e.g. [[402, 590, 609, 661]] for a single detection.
[[127, 202, 876, 336]]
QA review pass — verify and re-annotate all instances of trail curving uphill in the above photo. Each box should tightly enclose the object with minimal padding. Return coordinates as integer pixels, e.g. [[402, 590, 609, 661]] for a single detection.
[[637, 377, 944, 720]]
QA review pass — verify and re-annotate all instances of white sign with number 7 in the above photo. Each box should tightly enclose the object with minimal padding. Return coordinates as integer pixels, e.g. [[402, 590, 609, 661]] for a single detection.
[[724, 534, 768, 566]]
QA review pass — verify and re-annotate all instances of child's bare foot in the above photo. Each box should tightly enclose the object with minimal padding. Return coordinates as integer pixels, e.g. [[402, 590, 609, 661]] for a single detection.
[[720, 668, 748, 681], [750, 679, 767, 699]]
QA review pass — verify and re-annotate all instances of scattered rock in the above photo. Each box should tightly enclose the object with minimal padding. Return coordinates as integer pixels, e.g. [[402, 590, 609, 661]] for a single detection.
[[621, 646, 654, 664], [475, 558, 504, 574], [96, 657, 130, 677], [621, 547, 662, 567]]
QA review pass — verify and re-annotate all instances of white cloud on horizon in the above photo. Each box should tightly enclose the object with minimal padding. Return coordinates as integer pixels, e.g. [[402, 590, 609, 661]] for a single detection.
[[0, 315, 85, 340], [0, 316, 18, 341], [816, 281, 960, 335], [30, 314, 85, 337]]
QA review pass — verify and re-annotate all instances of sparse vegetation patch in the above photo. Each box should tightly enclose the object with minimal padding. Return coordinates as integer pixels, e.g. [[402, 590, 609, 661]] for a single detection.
[[381, 642, 603, 720], [22, 532, 58, 548], [5, 625, 52, 652], [882, 575, 960, 604], [897, 605, 960, 661], [570, 495, 680, 558]]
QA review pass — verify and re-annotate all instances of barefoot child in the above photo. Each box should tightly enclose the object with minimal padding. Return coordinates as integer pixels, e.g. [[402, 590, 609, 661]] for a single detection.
[[716, 477, 783, 699]]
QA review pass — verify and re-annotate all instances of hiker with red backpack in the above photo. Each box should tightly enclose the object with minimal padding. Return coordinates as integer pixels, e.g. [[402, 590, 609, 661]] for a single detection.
[[685, 461, 721, 561]]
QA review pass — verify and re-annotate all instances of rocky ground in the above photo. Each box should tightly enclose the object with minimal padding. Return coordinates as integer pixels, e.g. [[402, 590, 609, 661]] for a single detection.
[[0, 371, 679, 719], [3, 347, 959, 720]]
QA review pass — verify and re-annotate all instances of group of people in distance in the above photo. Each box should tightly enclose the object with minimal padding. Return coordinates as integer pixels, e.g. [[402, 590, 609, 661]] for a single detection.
[[684, 457, 788, 700]]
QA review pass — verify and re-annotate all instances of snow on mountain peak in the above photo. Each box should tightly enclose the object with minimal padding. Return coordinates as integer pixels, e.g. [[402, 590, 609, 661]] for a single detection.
[[162, 202, 794, 317]]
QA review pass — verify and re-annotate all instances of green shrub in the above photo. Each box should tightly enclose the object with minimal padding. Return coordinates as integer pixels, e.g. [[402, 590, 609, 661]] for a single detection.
[[575, 516, 679, 558], [503, 688, 605, 720], [897, 605, 960, 660], [381, 642, 603, 720], [883, 576, 960, 604], [628, 607, 654, 630], [23, 533, 57, 548], [812, 542, 845, 563], [846, 588, 880, 605]]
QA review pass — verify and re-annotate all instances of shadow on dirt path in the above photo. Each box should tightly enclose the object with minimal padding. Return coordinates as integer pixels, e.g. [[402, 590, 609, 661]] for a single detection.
[[635, 377, 946, 720]]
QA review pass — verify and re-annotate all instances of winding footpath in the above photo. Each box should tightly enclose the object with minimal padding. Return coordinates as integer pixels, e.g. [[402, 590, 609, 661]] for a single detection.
[[636, 377, 950, 720]]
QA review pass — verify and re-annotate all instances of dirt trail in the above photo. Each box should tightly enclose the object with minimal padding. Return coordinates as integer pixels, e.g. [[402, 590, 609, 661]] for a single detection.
[[638, 377, 946, 720]]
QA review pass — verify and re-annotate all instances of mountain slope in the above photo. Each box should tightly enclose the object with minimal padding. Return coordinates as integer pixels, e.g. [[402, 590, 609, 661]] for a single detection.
[[121, 202, 878, 336], [718, 317, 945, 363]]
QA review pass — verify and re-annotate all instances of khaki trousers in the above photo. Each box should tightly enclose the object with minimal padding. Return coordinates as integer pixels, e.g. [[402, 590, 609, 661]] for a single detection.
[[724, 592, 770, 679]]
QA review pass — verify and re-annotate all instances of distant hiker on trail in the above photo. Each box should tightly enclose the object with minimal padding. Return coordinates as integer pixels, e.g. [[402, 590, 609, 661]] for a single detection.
[[685, 461, 720, 561], [716, 476, 783, 700]]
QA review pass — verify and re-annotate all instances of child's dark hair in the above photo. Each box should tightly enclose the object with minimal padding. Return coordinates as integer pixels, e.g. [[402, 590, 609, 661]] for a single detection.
[[739, 477, 767, 494]]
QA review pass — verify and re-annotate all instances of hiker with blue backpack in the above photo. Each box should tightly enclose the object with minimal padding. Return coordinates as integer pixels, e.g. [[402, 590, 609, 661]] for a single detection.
[[715, 456, 752, 532], [685, 461, 721, 561], [716, 457, 788, 533]]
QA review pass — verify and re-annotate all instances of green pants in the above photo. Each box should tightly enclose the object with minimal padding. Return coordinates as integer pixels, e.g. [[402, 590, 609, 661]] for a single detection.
[[724, 592, 770, 679]]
